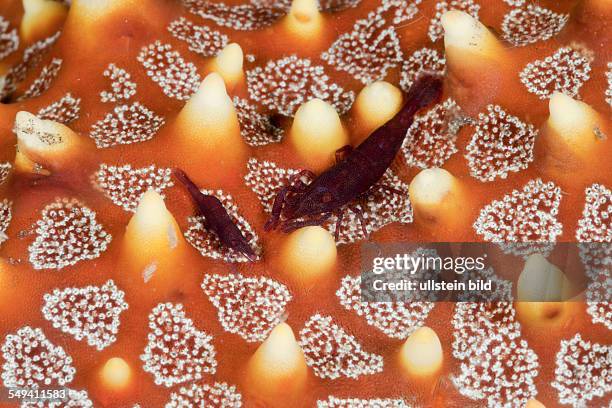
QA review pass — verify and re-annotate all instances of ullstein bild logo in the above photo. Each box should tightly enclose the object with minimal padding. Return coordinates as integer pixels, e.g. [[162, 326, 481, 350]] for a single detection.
[[360, 242, 611, 303]]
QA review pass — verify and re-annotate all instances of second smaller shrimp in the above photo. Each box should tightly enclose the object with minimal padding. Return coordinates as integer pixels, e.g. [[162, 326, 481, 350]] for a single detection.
[[174, 168, 257, 261]]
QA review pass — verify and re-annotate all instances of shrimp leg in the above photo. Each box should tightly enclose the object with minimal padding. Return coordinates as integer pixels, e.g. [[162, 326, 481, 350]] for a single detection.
[[265, 170, 315, 231], [335, 145, 353, 163], [280, 212, 333, 233]]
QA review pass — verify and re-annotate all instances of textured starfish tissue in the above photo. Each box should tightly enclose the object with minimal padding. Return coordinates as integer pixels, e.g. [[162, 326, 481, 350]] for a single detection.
[[0, 0, 610, 407]]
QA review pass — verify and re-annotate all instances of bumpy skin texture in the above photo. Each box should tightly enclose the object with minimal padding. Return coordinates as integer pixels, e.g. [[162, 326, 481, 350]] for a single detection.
[[0, 0, 610, 407]]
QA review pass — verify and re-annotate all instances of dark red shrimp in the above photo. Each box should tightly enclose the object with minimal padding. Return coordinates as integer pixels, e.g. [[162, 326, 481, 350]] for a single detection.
[[173, 168, 257, 261], [265, 73, 444, 235]]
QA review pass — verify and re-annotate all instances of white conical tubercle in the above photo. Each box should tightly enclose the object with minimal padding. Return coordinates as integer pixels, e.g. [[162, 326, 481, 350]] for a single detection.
[[441, 11, 504, 59], [213, 43, 244, 84], [354, 81, 403, 132], [126, 189, 180, 247], [14, 111, 81, 165], [285, 0, 323, 37], [548, 92, 604, 147], [178, 73, 238, 129], [21, 0, 68, 43]]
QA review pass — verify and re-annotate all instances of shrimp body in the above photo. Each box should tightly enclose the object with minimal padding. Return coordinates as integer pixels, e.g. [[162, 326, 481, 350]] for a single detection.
[[174, 169, 257, 261], [267, 74, 444, 232]]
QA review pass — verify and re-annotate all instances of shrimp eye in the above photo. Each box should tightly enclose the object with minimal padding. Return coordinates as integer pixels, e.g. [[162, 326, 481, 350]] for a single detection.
[[321, 192, 333, 203]]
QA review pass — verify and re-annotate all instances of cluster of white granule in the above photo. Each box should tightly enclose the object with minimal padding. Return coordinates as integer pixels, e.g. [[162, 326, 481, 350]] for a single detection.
[[202, 272, 291, 342]]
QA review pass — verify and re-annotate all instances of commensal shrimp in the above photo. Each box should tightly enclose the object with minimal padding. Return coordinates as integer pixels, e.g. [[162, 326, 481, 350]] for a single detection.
[[265, 74, 444, 237], [173, 168, 257, 261]]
